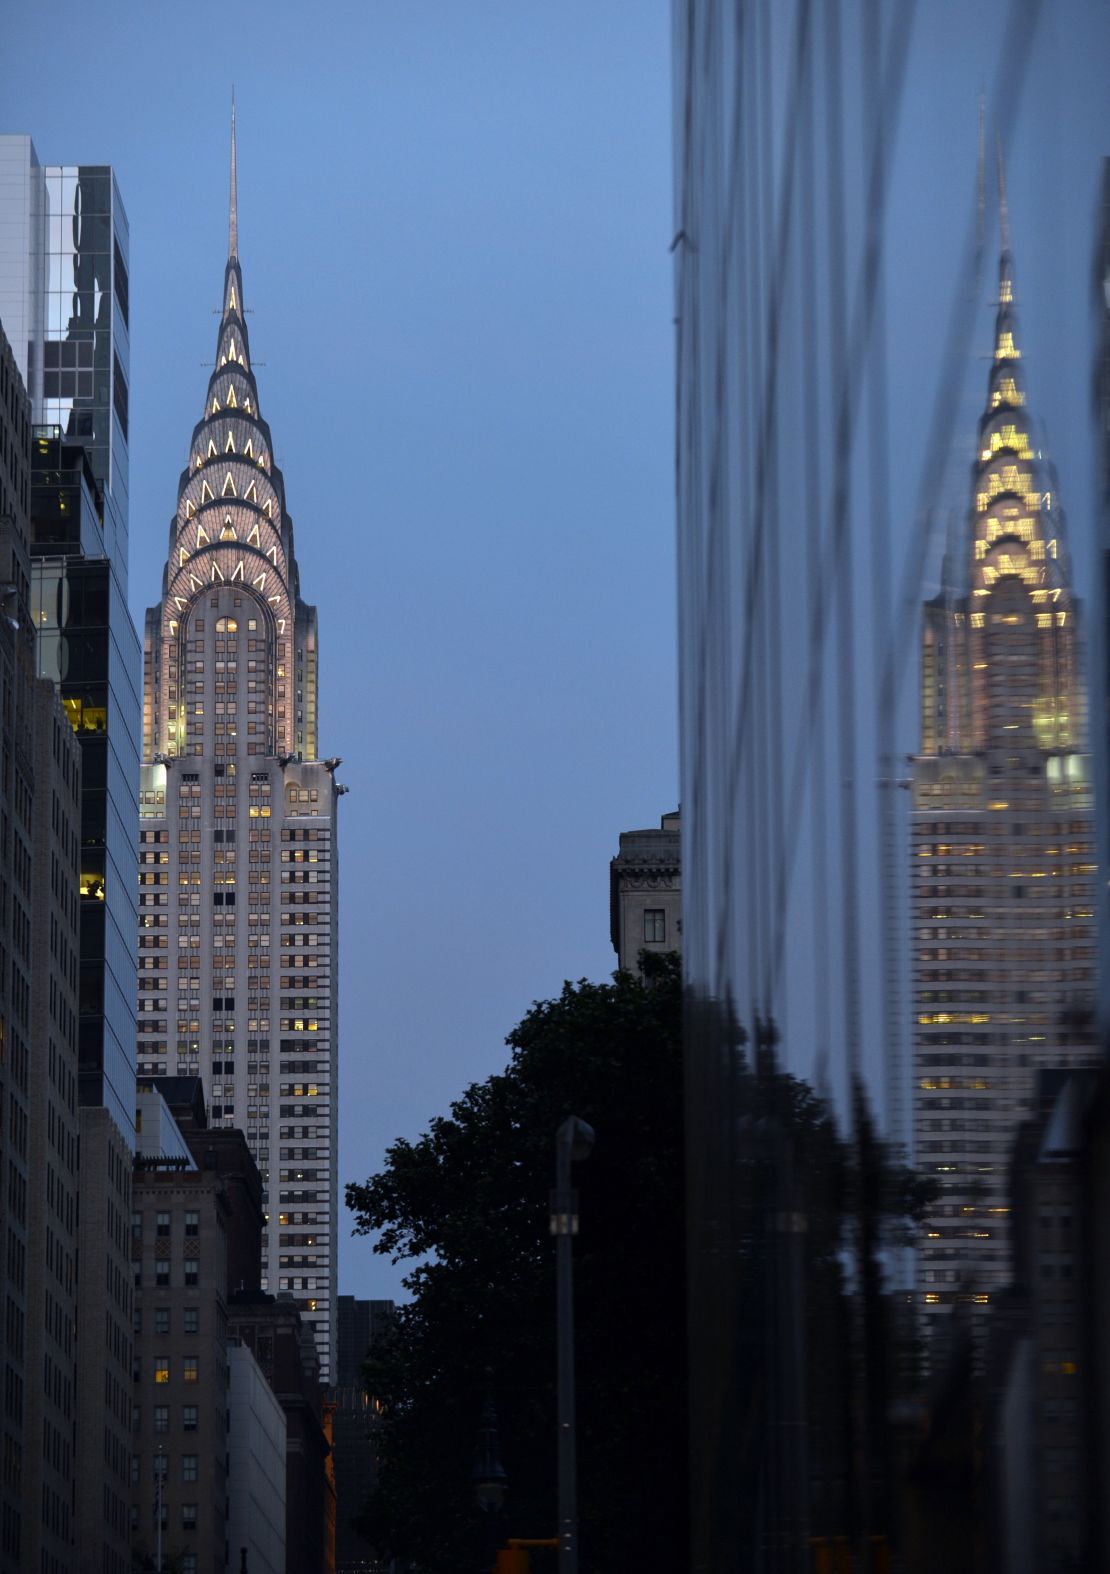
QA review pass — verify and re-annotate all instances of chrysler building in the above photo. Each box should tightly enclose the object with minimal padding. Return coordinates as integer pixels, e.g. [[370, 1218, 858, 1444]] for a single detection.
[[136, 112, 340, 1376], [911, 192, 1096, 1326]]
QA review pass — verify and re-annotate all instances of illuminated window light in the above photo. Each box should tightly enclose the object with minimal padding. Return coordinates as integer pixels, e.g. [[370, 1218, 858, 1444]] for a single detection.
[[222, 472, 237, 498], [225, 431, 236, 453], [995, 330, 1019, 360], [210, 396, 221, 415], [201, 481, 213, 503]]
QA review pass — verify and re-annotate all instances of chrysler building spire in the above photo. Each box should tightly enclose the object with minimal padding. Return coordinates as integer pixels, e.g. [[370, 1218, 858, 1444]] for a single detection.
[[229, 90, 238, 261]]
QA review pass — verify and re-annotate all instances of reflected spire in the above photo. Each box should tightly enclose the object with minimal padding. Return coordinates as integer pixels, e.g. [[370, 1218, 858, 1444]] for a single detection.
[[229, 89, 238, 261], [996, 135, 1010, 256]]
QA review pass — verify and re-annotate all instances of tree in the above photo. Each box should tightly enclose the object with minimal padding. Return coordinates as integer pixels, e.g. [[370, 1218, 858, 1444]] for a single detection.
[[346, 952, 686, 1572]]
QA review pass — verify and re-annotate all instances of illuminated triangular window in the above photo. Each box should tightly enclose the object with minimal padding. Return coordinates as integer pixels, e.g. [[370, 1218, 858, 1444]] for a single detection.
[[211, 395, 221, 415], [244, 398, 252, 414], [226, 384, 238, 409], [196, 524, 210, 547], [243, 438, 254, 458], [220, 522, 237, 541], [244, 480, 257, 503], [246, 521, 261, 547], [228, 284, 238, 312], [995, 330, 1019, 361], [207, 439, 217, 458], [257, 454, 266, 468], [201, 481, 213, 502], [178, 547, 189, 566], [185, 500, 196, 519], [225, 431, 236, 453], [263, 499, 273, 518], [222, 472, 237, 498]]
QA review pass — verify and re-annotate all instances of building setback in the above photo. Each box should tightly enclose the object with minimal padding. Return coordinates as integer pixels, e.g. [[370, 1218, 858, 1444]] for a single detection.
[[136, 111, 341, 1378], [910, 223, 1097, 1323]]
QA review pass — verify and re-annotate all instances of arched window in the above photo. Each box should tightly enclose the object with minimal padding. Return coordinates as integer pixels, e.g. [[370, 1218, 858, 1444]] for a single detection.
[[215, 617, 238, 633]]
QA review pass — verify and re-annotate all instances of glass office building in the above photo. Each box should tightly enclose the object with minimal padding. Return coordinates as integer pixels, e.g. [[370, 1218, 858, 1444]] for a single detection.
[[672, 3, 921, 1565], [0, 135, 140, 1145]]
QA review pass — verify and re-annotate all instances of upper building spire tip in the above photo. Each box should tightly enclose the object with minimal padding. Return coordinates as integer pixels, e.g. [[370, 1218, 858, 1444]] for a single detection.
[[229, 88, 238, 261], [996, 134, 1011, 257]]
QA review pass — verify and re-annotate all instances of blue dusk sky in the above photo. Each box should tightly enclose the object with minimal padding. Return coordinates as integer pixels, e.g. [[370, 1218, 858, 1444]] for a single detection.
[[4, 1, 1110, 1301]]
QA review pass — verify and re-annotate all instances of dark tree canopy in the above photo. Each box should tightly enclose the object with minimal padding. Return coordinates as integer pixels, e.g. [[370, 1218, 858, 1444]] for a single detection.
[[346, 952, 687, 1573]]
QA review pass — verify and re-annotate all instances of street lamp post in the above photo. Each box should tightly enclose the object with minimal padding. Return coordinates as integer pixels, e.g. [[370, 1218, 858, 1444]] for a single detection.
[[550, 1116, 595, 1574], [473, 1393, 508, 1573]]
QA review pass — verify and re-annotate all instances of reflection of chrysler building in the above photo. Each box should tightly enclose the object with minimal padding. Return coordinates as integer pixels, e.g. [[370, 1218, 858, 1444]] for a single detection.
[[137, 112, 340, 1377], [911, 188, 1096, 1326]]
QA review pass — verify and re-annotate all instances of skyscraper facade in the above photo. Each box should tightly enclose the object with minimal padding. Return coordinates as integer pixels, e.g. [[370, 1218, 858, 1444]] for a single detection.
[[0, 320, 84, 1574], [911, 236, 1097, 1319], [2, 135, 139, 1573], [137, 120, 340, 1378], [0, 134, 140, 1142]]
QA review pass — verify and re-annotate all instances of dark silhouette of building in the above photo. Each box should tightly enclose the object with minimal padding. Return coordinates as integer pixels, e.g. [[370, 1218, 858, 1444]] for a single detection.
[[333, 1296, 395, 1574], [0, 318, 84, 1574]]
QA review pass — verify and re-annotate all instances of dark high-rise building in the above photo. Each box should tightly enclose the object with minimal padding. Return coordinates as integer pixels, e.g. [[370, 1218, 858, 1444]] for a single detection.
[[333, 1295, 394, 1574], [0, 136, 140, 1141], [910, 222, 1096, 1324], [1, 132, 140, 1574], [136, 111, 341, 1379], [0, 319, 83, 1574]]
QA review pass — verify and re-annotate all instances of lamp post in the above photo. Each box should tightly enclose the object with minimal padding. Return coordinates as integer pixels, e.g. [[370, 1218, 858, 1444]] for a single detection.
[[473, 1393, 508, 1572], [550, 1116, 595, 1574]]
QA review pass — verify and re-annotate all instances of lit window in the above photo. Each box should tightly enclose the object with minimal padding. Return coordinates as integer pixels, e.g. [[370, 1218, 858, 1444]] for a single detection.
[[183, 1357, 198, 1384], [154, 1359, 169, 1384]]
